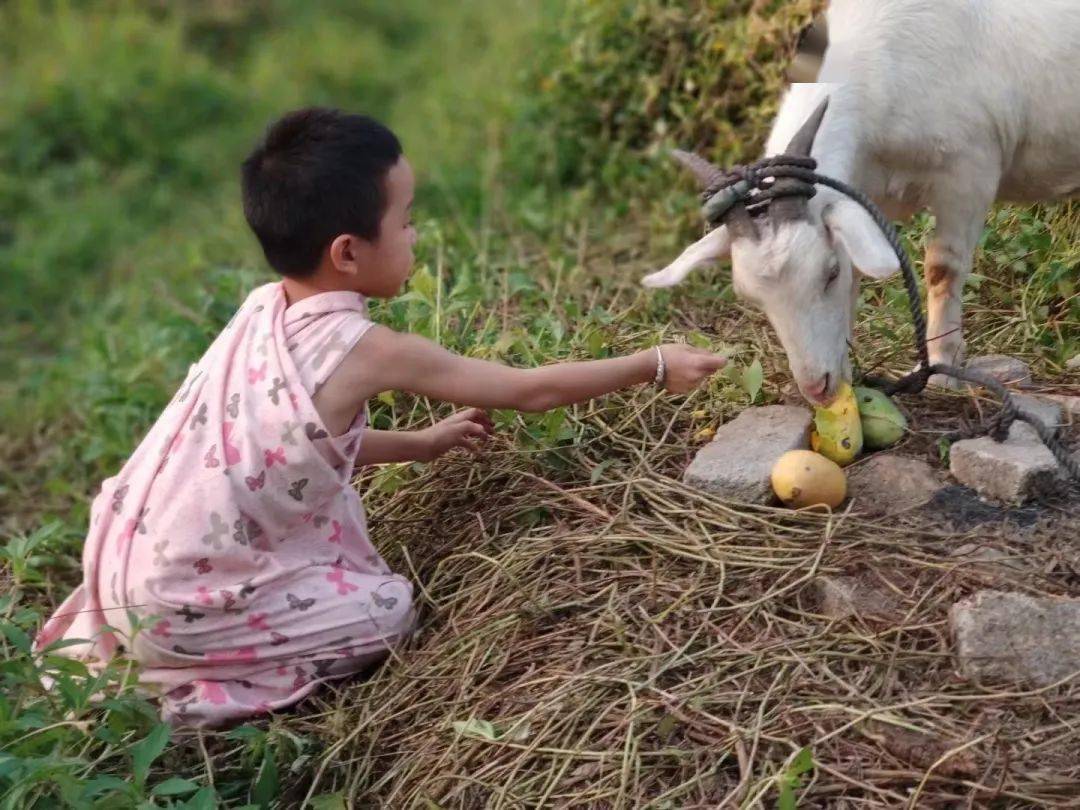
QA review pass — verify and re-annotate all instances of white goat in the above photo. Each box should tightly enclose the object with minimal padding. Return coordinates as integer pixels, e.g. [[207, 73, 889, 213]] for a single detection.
[[643, 0, 1080, 404]]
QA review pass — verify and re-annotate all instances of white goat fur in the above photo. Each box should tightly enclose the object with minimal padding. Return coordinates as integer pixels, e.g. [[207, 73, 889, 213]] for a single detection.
[[644, 0, 1080, 402]]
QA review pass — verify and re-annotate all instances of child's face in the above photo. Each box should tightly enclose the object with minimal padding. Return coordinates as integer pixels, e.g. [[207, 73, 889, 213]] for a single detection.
[[363, 157, 417, 298]]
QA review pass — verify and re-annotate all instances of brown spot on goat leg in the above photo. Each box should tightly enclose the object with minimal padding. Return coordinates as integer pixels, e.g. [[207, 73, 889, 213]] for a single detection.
[[926, 262, 954, 289]]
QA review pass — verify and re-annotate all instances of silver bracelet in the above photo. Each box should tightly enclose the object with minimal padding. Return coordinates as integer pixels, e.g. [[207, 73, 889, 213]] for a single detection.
[[653, 346, 666, 386]]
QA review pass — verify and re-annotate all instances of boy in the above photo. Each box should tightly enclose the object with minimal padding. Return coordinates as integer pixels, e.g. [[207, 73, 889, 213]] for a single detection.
[[36, 108, 726, 726]]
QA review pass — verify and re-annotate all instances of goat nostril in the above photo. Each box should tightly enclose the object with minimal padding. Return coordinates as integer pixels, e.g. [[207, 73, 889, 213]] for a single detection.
[[823, 372, 831, 393]]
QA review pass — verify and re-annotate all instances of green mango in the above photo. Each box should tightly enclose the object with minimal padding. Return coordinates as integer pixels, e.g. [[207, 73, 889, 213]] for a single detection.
[[854, 386, 907, 450]]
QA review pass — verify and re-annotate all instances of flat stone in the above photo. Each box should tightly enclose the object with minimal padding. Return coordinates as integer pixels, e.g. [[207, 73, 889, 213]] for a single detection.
[[1066, 355, 1080, 371], [847, 454, 944, 516], [966, 354, 1033, 388], [949, 429, 1066, 504], [683, 405, 811, 503], [950, 590, 1080, 687], [813, 575, 899, 620], [1043, 394, 1080, 425], [1008, 394, 1064, 441], [951, 543, 1031, 578]]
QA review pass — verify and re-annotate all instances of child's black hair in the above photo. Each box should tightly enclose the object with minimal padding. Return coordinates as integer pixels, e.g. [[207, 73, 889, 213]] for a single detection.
[[241, 108, 403, 277]]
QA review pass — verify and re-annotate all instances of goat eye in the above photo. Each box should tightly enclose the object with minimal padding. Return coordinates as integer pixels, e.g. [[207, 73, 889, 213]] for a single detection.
[[825, 262, 840, 289]]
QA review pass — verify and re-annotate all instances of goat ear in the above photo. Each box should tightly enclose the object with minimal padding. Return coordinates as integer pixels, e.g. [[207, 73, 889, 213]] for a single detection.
[[822, 199, 900, 279], [641, 226, 732, 288]]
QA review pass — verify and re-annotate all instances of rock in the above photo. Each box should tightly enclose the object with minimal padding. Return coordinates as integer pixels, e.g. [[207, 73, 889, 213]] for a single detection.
[[1008, 394, 1064, 441], [847, 454, 943, 516], [683, 405, 811, 503], [950, 590, 1080, 687], [1066, 355, 1080, 371], [951, 543, 1030, 578], [814, 575, 899, 620], [949, 428, 1067, 504], [951, 543, 1013, 565], [966, 355, 1033, 387], [1043, 394, 1080, 425]]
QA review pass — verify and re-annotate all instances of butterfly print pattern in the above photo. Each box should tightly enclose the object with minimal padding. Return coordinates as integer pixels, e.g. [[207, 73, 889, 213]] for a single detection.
[[372, 591, 398, 611], [280, 420, 300, 446], [304, 423, 328, 441], [327, 567, 358, 596], [247, 613, 270, 631], [176, 605, 206, 623], [264, 446, 286, 467], [201, 512, 229, 550], [268, 377, 286, 405], [111, 485, 129, 514], [189, 403, 208, 430], [286, 593, 315, 612], [312, 331, 349, 370], [38, 285, 416, 725]]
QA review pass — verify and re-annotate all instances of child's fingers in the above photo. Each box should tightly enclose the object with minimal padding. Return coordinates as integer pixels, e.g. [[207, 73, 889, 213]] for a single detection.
[[697, 354, 728, 372], [467, 410, 495, 433], [463, 422, 491, 441]]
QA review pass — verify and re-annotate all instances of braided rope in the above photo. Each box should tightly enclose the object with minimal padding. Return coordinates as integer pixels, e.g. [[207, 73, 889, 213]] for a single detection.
[[701, 157, 1080, 482]]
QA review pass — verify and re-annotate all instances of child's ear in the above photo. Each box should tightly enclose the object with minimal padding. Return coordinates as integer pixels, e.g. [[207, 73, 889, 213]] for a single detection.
[[329, 234, 363, 276]]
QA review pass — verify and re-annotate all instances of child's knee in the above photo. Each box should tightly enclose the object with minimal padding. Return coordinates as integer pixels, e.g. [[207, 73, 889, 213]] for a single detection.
[[367, 579, 415, 640]]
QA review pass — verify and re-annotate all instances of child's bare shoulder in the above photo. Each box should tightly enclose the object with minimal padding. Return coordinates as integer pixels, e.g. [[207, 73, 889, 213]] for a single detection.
[[311, 324, 402, 433]]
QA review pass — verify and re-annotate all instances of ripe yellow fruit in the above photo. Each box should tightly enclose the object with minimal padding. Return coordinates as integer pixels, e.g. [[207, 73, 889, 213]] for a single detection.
[[693, 426, 716, 443], [811, 382, 863, 466], [771, 450, 847, 509]]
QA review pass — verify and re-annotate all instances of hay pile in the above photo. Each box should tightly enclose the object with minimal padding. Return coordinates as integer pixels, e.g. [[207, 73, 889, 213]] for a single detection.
[[271, 386, 1080, 808]]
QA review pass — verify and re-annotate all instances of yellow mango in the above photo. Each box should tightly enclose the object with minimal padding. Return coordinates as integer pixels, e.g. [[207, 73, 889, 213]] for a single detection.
[[811, 382, 863, 466], [771, 450, 847, 509]]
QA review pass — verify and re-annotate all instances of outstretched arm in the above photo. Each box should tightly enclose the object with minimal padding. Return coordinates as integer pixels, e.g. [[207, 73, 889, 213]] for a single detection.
[[334, 325, 727, 413]]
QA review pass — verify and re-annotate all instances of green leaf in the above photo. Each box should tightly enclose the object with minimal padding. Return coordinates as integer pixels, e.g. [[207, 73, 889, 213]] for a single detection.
[[790, 746, 814, 776], [590, 458, 615, 484], [777, 781, 797, 810], [153, 777, 201, 797], [377, 390, 395, 408], [0, 621, 32, 654], [586, 329, 605, 358], [130, 722, 171, 787], [252, 747, 279, 809], [310, 793, 348, 810], [177, 786, 219, 810], [452, 718, 499, 740], [741, 358, 763, 403]]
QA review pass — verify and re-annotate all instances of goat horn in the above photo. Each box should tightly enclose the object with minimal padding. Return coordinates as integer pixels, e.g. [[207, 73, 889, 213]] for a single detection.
[[784, 96, 829, 156], [670, 148, 726, 190], [771, 97, 830, 223], [725, 201, 759, 242]]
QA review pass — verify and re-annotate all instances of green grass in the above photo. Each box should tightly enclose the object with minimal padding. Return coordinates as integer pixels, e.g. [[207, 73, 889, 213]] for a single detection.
[[2, 1, 1078, 807]]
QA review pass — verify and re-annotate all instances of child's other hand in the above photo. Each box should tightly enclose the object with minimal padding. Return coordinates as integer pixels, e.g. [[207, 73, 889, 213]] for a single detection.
[[659, 344, 727, 394], [420, 408, 494, 461]]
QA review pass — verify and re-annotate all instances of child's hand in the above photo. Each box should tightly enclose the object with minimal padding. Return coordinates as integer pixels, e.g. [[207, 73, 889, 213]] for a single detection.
[[658, 344, 728, 394], [419, 408, 494, 461]]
